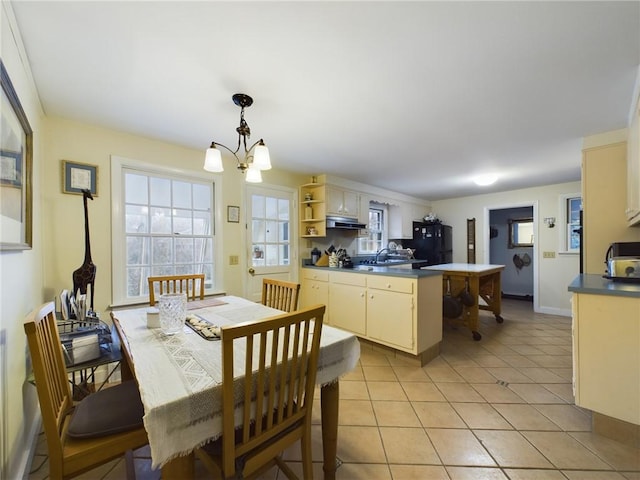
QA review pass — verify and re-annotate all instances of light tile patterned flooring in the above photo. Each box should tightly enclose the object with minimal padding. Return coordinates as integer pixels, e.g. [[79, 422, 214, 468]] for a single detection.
[[28, 299, 640, 479]]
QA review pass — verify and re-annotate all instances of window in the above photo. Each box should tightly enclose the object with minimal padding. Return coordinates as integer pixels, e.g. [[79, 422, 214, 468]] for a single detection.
[[558, 193, 581, 254], [111, 157, 218, 305], [358, 206, 385, 254]]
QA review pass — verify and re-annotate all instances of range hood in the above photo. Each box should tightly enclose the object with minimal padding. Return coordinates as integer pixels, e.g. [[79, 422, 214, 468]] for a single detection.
[[326, 216, 367, 230]]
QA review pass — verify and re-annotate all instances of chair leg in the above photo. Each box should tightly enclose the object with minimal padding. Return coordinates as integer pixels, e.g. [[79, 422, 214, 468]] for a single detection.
[[301, 432, 313, 480]]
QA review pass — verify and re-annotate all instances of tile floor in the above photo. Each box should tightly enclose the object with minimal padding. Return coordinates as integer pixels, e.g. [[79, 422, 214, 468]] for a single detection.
[[28, 299, 640, 479]]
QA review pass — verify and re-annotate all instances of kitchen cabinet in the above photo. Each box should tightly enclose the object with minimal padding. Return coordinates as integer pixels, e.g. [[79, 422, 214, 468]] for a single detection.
[[329, 271, 366, 335], [299, 267, 443, 362], [300, 269, 330, 323], [299, 182, 326, 238], [326, 185, 359, 218], [388, 202, 414, 239], [367, 276, 415, 350], [627, 94, 640, 225], [571, 286, 640, 427]]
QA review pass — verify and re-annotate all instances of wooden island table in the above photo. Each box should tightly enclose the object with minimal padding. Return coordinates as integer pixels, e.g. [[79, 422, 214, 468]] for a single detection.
[[421, 263, 505, 341]]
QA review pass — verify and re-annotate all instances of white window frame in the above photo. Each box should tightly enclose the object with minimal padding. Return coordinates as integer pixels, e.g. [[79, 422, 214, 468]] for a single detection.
[[358, 205, 387, 254], [558, 192, 582, 255], [110, 155, 224, 307]]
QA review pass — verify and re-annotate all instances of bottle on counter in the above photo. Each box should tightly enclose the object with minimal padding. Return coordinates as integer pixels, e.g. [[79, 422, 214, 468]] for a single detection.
[[311, 248, 321, 265]]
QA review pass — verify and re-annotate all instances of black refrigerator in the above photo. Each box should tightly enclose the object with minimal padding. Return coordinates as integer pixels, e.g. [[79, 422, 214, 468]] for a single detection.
[[407, 222, 453, 265]]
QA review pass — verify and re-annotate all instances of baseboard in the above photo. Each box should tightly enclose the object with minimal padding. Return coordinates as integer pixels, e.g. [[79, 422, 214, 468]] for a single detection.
[[13, 409, 41, 480], [537, 306, 571, 317]]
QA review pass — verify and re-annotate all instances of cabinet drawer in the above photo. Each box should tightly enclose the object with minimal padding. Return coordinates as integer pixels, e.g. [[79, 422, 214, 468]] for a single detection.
[[367, 275, 414, 294], [330, 271, 367, 287], [302, 269, 329, 282]]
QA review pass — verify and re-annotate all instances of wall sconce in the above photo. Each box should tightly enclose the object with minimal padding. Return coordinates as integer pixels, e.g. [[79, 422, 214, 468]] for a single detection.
[[544, 217, 556, 228]]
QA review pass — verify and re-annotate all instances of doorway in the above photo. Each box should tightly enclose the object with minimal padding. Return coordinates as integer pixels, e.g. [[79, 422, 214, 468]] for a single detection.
[[485, 202, 538, 311]]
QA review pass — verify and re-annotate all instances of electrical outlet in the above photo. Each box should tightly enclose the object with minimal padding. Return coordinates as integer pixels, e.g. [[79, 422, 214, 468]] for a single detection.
[[543, 251, 556, 258], [229, 255, 239, 265]]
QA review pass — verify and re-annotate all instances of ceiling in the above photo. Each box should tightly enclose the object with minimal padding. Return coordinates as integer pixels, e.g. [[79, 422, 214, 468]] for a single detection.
[[9, 1, 640, 200]]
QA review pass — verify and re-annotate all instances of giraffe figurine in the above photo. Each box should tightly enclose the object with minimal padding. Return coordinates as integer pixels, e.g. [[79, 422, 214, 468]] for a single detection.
[[72, 189, 97, 312]]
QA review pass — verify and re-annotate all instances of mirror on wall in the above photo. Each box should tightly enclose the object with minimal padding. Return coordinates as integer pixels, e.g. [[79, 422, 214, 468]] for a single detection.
[[508, 218, 534, 248]]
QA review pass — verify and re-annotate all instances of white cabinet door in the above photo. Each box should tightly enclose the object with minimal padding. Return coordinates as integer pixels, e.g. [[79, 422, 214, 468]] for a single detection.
[[329, 283, 366, 335], [627, 98, 640, 225], [326, 185, 359, 218], [367, 289, 414, 350]]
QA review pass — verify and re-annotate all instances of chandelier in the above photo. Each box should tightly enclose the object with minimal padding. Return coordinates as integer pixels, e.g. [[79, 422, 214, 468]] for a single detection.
[[203, 93, 271, 183]]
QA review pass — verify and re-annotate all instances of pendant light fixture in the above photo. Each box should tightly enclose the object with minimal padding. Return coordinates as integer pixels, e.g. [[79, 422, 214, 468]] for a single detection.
[[203, 93, 271, 182]]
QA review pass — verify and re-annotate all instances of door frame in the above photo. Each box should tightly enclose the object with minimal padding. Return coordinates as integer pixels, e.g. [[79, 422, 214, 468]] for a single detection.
[[243, 183, 298, 300], [484, 201, 539, 313]]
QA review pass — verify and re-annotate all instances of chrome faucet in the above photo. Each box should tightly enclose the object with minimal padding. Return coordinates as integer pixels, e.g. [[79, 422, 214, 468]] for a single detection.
[[374, 248, 391, 264]]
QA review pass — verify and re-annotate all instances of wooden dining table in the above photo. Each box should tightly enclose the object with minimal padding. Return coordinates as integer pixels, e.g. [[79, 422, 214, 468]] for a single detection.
[[111, 296, 360, 479]]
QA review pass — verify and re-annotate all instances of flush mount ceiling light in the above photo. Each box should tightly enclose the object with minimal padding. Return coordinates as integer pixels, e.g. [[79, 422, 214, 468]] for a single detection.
[[203, 93, 271, 183], [473, 174, 498, 186]]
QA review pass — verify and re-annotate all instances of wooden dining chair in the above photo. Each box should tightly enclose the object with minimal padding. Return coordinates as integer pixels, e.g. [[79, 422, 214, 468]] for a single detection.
[[195, 304, 326, 480], [147, 273, 205, 306], [261, 278, 301, 312], [24, 302, 148, 480]]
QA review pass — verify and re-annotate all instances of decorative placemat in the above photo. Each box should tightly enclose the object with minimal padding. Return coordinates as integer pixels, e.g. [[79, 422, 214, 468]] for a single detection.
[[186, 298, 227, 310]]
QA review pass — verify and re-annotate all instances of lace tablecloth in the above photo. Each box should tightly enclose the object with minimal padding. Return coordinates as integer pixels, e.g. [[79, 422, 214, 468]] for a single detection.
[[113, 296, 360, 468]]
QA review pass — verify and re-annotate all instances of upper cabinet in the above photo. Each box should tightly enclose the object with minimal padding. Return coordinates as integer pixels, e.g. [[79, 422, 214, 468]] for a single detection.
[[389, 202, 428, 239], [627, 95, 640, 226], [326, 185, 359, 218]]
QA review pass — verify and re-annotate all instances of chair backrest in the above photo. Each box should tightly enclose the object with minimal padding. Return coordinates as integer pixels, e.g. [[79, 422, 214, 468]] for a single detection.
[[148, 273, 205, 306], [220, 304, 325, 477], [23, 302, 73, 462], [261, 278, 300, 312]]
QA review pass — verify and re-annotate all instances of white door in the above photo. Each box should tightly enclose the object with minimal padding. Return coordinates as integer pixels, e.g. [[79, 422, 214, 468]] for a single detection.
[[245, 185, 297, 302]]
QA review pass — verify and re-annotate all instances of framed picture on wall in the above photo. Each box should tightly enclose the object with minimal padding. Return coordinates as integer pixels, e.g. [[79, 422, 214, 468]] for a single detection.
[[62, 160, 98, 196], [0, 60, 33, 250], [227, 205, 240, 223]]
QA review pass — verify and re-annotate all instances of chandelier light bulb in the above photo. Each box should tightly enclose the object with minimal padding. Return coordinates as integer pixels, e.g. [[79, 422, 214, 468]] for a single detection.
[[245, 166, 263, 183], [204, 143, 224, 172]]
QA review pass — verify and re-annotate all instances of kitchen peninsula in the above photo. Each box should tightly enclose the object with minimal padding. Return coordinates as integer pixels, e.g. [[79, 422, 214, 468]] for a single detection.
[[568, 274, 640, 446], [300, 264, 443, 366]]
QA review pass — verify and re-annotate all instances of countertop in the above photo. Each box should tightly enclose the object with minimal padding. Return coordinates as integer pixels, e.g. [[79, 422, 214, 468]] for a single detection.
[[421, 263, 505, 274], [301, 263, 443, 279], [568, 274, 640, 298]]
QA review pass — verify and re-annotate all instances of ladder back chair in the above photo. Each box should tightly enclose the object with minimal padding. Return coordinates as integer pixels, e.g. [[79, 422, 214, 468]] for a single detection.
[[195, 304, 326, 480], [24, 302, 148, 480], [261, 278, 301, 312], [148, 273, 205, 306]]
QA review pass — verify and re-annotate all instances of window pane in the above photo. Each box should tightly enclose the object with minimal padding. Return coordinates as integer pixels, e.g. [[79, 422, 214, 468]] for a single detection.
[[125, 173, 148, 205], [279, 244, 290, 265], [125, 205, 149, 233], [265, 197, 278, 219], [265, 220, 278, 243], [175, 237, 194, 264], [252, 220, 265, 243], [150, 207, 172, 234], [150, 177, 171, 207], [278, 199, 289, 220], [126, 236, 149, 265], [193, 211, 211, 235], [173, 208, 193, 235], [127, 266, 149, 297], [173, 181, 192, 209], [152, 237, 173, 265], [193, 184, 211, 210], [279, 221, 290, 242], [252, 195, 265, 217], [265, 244, 278, 266]]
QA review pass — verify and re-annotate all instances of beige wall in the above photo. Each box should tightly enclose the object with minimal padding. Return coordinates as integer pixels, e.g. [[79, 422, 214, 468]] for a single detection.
[[432, 181, 582, 315], [1, 3, 45, 477]]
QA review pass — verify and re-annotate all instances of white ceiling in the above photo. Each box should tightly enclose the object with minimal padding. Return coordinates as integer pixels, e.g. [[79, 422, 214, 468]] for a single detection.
[[10, 1, 640, 200]]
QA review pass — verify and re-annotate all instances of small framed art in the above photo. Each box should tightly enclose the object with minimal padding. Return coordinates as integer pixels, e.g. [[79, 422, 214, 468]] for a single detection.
[[62, 160, 98, 195], [227, 205, 240, 223]]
